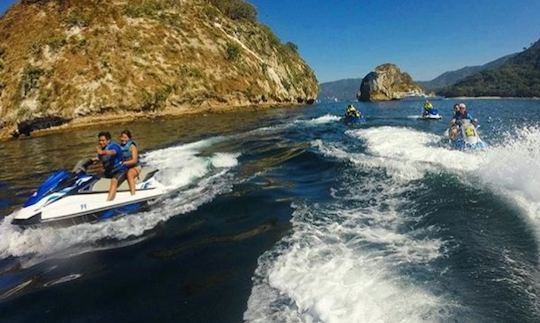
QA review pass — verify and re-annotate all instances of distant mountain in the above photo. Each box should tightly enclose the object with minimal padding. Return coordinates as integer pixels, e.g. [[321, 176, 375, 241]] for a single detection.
[[319, 78, 362, 101], [418, 53, 517, 91], [440, 39, 540, 97]]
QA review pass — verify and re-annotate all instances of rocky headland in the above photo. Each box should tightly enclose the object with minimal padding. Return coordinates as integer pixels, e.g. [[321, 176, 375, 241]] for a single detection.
[[357, 63, 425, 101], [0, 0, 318, 138]]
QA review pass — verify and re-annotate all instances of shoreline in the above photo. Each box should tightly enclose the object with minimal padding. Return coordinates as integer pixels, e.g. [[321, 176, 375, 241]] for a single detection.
[[443, 96, 540, 100], [0, 102, 306, 141]]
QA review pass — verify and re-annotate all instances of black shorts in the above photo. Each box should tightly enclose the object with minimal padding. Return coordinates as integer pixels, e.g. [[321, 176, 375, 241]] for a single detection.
[[105, 169, 127, 182]]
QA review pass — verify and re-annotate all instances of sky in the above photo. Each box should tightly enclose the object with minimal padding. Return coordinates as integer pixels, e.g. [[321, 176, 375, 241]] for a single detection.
[[250, 0, 540, 82], [1, 0, 539, 83]]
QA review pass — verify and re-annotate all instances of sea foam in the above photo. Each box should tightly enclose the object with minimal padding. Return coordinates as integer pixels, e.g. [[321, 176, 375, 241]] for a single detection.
[[245, 135, 455, 322], [0, 136, 238, 262]]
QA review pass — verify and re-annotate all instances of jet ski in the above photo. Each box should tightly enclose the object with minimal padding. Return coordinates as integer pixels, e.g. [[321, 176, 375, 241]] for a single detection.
[[343, 115, 365, 124], [9, 159, 165, 227], [343, 114, 366, 124], [448, 119, 487, 151], [420, 108, 442, 120]]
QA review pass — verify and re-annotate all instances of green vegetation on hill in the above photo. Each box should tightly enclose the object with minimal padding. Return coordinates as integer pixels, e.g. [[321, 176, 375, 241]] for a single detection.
[[440, 40, 540, 97], [209, 0, 257, 22], [417, 53, 516, 91], [0, 0, 318, 136]]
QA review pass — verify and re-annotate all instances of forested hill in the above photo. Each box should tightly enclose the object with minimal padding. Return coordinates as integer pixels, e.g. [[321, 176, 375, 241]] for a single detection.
[[418, 53, 516, 91], [440, 40, 540, 97]]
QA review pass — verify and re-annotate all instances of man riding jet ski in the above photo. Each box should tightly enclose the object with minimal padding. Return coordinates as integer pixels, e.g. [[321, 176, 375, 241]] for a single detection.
[[447, 103, 487, 150], [10, 132, 164, 227], [344, 104, 365, 124], [420, 99, 442, 120]]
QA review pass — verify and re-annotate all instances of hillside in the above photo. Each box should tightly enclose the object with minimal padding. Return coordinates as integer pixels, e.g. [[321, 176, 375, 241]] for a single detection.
[[440, 40, 540, 97], [318, 78, 361, 101], [0, 0, 318, 137], [418, 53, 516, 91]]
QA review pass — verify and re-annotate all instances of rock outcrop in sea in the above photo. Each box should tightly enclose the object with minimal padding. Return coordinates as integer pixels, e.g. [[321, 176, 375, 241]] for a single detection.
[[0, 0, 318, 137], [357, 64, 425, 101]]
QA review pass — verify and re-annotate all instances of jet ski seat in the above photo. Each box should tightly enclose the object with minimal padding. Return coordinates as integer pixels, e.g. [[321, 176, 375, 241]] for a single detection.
[[88, 167, 158, 193]]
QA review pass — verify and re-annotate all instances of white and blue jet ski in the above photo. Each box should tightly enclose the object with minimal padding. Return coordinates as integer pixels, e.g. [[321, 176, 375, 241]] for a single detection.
[[448, 119, 487, 151], [9, 159, 164, 227], [420, 108, 442, 120]]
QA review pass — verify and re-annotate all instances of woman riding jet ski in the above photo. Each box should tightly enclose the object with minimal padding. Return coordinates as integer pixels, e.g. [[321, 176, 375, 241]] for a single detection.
[[10, 132, 164, 227], [344, 104, 366, 124], [447, 103, 487, 150], [420, 100, 442, 120]]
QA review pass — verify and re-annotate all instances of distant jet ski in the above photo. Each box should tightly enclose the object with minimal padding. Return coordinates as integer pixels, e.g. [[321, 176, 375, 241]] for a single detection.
[[10, 159, 164, 227], [448, 119, 487, 150], [343, 104, 366, 124], [420, 108, 442, 120], [343, 114, 366, 124]]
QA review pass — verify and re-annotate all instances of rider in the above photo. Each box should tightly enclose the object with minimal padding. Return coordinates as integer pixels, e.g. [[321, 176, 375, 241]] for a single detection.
[[423, 99, 434, 115], [119, 129, 141, 196], [449, 103, 478, 139], [94, 131, 127, 201], [346, 104, 361, 118]]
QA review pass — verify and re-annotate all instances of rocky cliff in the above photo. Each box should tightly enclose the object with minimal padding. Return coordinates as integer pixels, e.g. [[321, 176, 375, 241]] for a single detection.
[[357, 64, 425, 101], [0, 0, 318, 137]]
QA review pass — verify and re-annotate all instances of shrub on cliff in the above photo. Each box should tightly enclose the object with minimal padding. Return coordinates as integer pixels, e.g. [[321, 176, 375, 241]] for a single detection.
[[21, 65, 44, 96], [226, 43, 242, 61], [209, 0, 257, 22]]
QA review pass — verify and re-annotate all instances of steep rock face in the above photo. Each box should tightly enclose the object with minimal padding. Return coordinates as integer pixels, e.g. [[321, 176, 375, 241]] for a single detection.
[[0, 0, 318, 134], [357, 64, 425, 101]]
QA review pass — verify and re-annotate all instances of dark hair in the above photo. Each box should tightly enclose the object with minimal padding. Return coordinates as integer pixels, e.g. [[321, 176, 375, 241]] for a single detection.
[[98, 131, 111, 140], [120, 129, 132, 138]]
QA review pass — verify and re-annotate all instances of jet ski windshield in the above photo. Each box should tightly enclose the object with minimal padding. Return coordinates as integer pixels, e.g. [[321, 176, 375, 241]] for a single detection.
[[24, 170, 73, 207], [23, 159, 95, 208]]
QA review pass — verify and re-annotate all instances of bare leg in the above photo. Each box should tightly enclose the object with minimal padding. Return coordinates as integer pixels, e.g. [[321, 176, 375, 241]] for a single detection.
[[449, 127, 458, 140], [108, 178, 118, 201], [127, 168, 138, 196]]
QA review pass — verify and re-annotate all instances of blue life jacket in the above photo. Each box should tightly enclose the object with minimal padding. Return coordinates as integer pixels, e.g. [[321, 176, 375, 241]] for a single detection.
[[121, 139, 138, 165], [98, 141, 126, 176], [453, 111, 473, 122]]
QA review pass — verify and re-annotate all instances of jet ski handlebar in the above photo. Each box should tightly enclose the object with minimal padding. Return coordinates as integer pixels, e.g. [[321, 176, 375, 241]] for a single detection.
[[72, 158, 94, 174]]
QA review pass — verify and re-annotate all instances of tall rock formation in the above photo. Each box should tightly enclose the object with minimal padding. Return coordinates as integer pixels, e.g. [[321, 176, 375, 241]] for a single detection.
[[357, 64, 425, 101], [0, 0, 318, 136]]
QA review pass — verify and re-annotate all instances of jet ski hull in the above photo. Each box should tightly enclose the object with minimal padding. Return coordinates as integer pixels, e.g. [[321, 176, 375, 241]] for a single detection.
[[450, 138, 487, 151], [9, 162, 165, 227], [11, 188, 163, 227], [420, 108, 442, 120], [420, 114, 442, 120], [343, 116, 366, 124]]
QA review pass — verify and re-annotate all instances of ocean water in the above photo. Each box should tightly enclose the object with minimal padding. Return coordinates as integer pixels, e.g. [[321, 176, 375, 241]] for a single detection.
[[0, 99, 539, 322]]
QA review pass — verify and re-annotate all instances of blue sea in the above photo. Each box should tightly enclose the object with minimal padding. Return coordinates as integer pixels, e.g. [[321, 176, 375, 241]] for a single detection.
[[0, 99, 539, 322]]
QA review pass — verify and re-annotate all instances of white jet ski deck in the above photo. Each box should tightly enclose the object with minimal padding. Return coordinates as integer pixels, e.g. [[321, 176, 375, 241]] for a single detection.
[[420, 108, 442, 120]]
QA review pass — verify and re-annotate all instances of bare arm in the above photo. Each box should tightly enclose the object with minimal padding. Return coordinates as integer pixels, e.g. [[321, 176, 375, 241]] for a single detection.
[[96, 146, 117, 156]]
